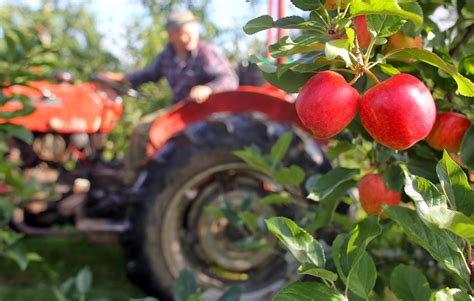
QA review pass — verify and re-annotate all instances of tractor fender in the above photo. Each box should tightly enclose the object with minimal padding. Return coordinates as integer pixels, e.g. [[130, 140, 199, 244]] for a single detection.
[[146, 86, 309, 156]]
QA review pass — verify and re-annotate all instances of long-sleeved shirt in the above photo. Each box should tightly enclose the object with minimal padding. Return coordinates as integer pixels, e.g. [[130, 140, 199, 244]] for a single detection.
[[127, 42, 239, 102]]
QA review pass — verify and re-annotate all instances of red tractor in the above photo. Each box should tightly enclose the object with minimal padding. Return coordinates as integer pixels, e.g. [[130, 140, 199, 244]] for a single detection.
[[1, 3, 332, 301]]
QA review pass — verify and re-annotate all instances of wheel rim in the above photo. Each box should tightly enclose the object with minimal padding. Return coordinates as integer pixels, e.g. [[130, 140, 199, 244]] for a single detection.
[[152, 162, 300, 299]]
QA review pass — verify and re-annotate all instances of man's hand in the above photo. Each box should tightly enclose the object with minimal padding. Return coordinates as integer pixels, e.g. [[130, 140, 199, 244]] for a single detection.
[[189, 85, 212, 103], [97, 72, 128, 84]]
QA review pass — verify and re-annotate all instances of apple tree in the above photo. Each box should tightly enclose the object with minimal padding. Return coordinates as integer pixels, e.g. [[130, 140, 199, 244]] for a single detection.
[[240, 0, 474, 299]]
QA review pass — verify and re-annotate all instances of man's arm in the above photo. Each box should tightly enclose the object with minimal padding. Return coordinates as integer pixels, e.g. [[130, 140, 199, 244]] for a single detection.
[[127, 54, 163, 89]]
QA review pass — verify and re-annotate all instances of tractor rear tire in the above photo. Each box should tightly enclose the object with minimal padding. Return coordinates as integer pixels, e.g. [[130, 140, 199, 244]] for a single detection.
[[121, 114, 331, 301]]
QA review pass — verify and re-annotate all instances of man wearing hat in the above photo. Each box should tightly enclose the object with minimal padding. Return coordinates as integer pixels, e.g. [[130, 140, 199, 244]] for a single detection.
[[101, 10, 238, 103], [100, 10, 239, 183]]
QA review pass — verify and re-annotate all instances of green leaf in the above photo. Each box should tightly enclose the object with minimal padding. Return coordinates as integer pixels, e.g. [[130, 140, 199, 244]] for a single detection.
[[243, 15, 274, 35], [386, 48, 474, 97], [325, 39, 352, 67], [366, 14, 406, 38], [346, 252, 377, 298], [233, 147, 271, 173], [384, 206, 471, 286], [461, 125, 474, 170], [327, 141, 356, 160], [265, 217, 326, 267], [274, 16, 311, 29], [383, 165, 405, 192], [378, 63, 401, 75], [390, 264, 432, 301], [0, 197, 15, 226], [274, 165, 306, 186], [4, 247, 28, 271], [308, 167, 359, 202], [297, 263, 338, 282], [436, 151, 474, 216], [75, 266, 92, 294], [290, 0, 322, 11], [262, 69, 314, 93], [270, 132, 293, 168], [256, 194, 293, 206], [422, 207, 474, 245], [404, 172, 446, 210], [430, 288, 474, 301], [350, 0, 424, 29], [238, 212, 259, 234], [59, 277, 75, 296], [218, 286, 242, 301], [173, 269, 201, 301], [332, 216, 381, 286], [0, 123, 33, 144], [273, 281, 345, 301]]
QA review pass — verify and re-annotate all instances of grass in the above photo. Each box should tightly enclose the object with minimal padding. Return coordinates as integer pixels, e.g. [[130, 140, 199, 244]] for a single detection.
[[0, 236, 148, 301]]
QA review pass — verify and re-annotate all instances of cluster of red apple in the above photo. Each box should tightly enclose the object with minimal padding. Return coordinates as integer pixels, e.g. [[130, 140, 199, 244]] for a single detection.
[[295, 12, 471, 217]]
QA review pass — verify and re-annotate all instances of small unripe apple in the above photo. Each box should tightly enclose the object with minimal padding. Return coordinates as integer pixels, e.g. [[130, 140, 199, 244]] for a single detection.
[[359, 173, 401, 216], [385, 32, 422, 52], [355, 16, 371, 48], [296, 71, 360, 139], [325, 0, 348, 10], [425, 112, 471, 152], [360, 73, 437, 150]]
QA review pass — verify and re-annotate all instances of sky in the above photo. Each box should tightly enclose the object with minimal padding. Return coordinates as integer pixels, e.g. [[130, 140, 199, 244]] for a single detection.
[[3, 0, 274, 63]]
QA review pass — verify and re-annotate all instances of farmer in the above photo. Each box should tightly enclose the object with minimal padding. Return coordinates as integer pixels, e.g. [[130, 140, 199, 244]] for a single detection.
[[99, 10, 238, 182]]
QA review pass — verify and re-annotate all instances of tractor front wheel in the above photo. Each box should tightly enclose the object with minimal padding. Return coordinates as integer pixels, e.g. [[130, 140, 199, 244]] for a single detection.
[[122, 114, 330, 301]]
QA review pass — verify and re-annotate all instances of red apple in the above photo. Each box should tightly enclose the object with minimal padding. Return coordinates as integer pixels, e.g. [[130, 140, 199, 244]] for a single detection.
[[296, 71, 360, 139], [355, 16, 371, 48], [425, 112, 471, 152], [359, 173, 401, 216], [360, 73, 437, 150]]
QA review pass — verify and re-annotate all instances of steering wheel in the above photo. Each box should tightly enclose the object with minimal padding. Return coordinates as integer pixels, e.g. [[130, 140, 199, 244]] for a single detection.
[[90, 73, 142, 98]]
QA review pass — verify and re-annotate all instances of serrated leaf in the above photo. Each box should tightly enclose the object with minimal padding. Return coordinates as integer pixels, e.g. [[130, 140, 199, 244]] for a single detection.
[[390, 264, 431, 301], [274, 165, 305, 186], [436, 151, 474, 216], [332, 216, 381, 286], [308, 167, 359, 202], [290, 0, 322, 11], [270, 132, 293, 168], [262, 67, 314, 93], [346, 252, 377, 298], [366, 14, 406, 38], [233, 148, 271, 173], [265, 217, 325, 267], [384, 206, 471, 286], [75, 266, 92, 294], [461, 125, 474, 170], [243, 15, 274, 35], [325, 39, 352, 67], [383, 165, 405, 192], [350, 0, 423, 29], [273, 281, 345, 301], [386, 48, 474, 97], [298, 263, 338, 282]]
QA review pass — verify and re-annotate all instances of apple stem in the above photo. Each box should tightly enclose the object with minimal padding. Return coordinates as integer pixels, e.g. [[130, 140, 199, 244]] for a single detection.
[[363, 67, 381, 84], [348, 72, 362, 85]]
